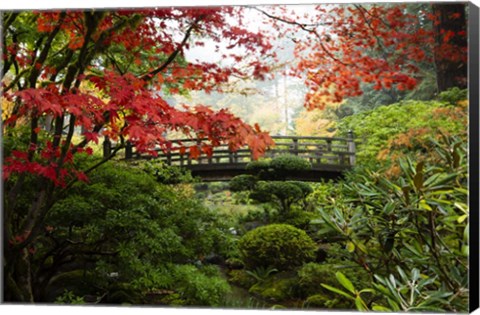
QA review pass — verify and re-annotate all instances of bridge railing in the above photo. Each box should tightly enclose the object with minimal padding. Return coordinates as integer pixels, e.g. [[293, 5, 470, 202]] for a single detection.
[[103, 132, 356, 167]]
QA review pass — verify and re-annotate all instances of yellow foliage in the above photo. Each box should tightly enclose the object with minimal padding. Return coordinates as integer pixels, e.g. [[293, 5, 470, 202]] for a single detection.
[[457, 99, 468, 108], [2, 97, 15, 121], [173, 183, 195, 198], [295, 108, 337, 137]]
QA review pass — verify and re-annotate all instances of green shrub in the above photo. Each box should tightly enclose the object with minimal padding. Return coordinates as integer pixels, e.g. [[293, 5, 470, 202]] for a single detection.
[[44, 162, 233, 304], [227, 269, 257, 289], [238, 224, 316, 271], [247, 181, 274, 203], [297, 263, 338, 297], [296, 263, 368, 309], [239, 206, 273, 227], [437, 87, 467, 105], [248, 181, 313, 214], [229, 174, 257, 192], [171, 264, 231, 306], [278, 209, 313, 229], [249, 275, 296, 301], [270, 155, 312, 172], [54, 290, 85, 305], [316, 136, 468, 311], [265, 181, 303, 204], [208, 182, 229, 194], [336, 100, 466, 167], [245, 159, 271, 172], [287, 181, 313, 197], [225, 257, 245, 269], [142, 160, 194, 184]]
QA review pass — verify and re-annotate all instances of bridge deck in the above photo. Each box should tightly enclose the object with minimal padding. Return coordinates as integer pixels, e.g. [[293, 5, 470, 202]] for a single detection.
[[104, 134, 356, 182]]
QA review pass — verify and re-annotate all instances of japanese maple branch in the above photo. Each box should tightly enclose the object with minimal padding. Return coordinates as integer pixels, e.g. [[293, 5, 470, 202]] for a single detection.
[[29, 13, 66, 87], [1, 13, 20, 80], [247, 6, 328, 28], [353, 5, 390, 61], [355, 4, 392, 29], [105, 51, 126, 75], [251, 6, 349, 67], [140, 15, 205, 81]]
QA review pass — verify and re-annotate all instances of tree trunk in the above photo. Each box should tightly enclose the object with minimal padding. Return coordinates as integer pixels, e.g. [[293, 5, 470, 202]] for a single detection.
[[432, 4, 468, 92], [4, 249, 35, 302]]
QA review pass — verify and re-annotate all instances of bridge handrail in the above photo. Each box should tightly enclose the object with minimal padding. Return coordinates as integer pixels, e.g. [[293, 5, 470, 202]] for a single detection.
[[103, 132, 356, 167], [164, 135, 353, 143]]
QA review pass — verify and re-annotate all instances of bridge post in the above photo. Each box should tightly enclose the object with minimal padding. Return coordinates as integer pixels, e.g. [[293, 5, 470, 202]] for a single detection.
[[166, 147, 171, 165], [292, 138, 298, 155], [348, 130, 356, 166], [103, 136, 111, 159], [180, 153, 185, 166], [197, 139, 202, 165], [125, 141, 133, 159]]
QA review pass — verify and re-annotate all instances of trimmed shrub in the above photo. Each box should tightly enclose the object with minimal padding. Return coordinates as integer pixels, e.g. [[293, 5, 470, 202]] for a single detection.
[[229, 174, 257, 192], [245, 159, 271, 172], [238, 224, 316, 271], [270, 155, 312, 172]]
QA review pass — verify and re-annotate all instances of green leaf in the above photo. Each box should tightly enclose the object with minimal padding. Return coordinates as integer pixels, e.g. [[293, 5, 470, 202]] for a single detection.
[[454, 187, 468, 195], [336, 271, 355, 294], [457, 214, 468, 223], [464, 223, 469, 242], [386, 298, 401, 311], [396, 266, 408, 282], [356, 241, 368, 254], [425, 173, 459, 189], [453, 143, 461, 168], [382, 201, 396, 215], [419, 199, 432, 211], [403, 242, 422, 257], [346, 241, 355, 253], [321, 284, 354, 300], [401, 186, 410, 205], [372, 305, 391, 312], [413, 161, 424, 190], [454, 202, 468, 214], [427, 189, 454, 196], [359, 288, 376, 294], [355, 296, 368, 311], [412, 269, 420, 282]]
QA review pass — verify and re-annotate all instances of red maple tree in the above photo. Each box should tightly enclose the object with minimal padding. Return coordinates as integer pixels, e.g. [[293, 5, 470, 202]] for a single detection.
[[253, 3, 467, 109], [2, 7, 276, 301]]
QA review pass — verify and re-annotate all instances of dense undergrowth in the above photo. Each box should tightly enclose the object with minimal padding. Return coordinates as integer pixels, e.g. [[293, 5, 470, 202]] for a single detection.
[[7, 89, 468, 311]]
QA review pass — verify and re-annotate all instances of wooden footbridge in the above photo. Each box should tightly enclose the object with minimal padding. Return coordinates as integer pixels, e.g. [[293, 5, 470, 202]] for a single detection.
[[104, 132, 356, 182]]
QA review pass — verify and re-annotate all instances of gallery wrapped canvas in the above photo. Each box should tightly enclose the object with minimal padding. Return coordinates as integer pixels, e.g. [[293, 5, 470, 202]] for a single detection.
[[1, 0, 478, 313]]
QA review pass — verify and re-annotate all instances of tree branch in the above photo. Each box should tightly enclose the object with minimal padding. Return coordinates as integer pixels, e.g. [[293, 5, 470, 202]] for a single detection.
[[28, 13, 66, 88], [251, 6, 349, 67], [140, 15, 205, 81]]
